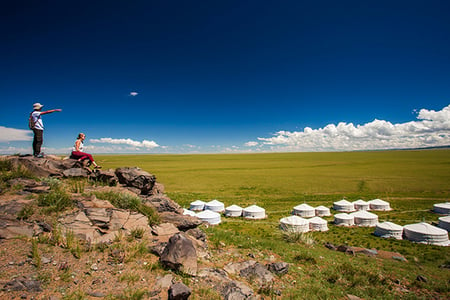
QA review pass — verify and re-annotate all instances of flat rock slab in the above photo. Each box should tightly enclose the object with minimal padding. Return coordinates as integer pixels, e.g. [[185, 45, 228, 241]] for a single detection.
[[0, 215, 34, 239], [152, 223, 180, 236], [60, 208, 150, 245], [239, 262, 274, 285], [221, 280, 255, 300], [224, 260, 257, 275], [2, 277, 42, 292]]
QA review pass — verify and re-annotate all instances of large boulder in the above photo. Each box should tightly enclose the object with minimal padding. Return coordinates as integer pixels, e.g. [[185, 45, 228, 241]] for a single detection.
[[115, 167, 156, 195], [266, 262, 289, 275], [168, 282, 191, 300], [160, 232, 198, 276]]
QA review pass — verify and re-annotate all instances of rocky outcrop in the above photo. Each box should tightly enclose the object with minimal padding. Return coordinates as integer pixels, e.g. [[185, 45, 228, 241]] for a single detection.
[[0, 155, 292, 299], [8, 155, 80, 178]]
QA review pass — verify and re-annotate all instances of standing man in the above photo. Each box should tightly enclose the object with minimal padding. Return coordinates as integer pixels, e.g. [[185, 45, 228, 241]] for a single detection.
[[30, 103, 62, 157]]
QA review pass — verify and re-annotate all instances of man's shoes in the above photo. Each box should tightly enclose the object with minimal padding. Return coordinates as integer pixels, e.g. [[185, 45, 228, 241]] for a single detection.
[[34, 154, 44, 158]]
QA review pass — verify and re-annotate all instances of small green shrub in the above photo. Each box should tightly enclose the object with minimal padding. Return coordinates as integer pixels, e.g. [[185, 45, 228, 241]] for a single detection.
[[37, 271, 52, 284], [68, 178, 87, 193], [137, 203, 160, 226], [65, 230, 82, 259], [129, 228, 145, 240], [93, 191, 159, 225], [112, 288, 148, 300], [125, 241, 148, 262], [41, 177, 63, 190], [94, 191, 140, 210], [37, 189, 73, 213], [293, 250, 317, 264], [62, 290, 87, 300], [283, 232, 315, 246], [119, 273, 140, 284], [196, 288, 222, 299], [17, 204, 34, 220], [0, 163, 35, 182], [50, 224, 64, 246], [30, 238, 41, 268], [0, 159, 13, 171]]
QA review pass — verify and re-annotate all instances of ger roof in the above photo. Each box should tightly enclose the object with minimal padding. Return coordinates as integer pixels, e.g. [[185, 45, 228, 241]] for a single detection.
[[353, 199, 369, 205], [293, 203, 315, 210], [190, 200, 205, 205], [243, 205, 265, 213], [206, 199, 224, 206], [376, 221, 403, 230], [439, 216, 450, 222], [369, 199, 389, 205], [404, 222, 448, 235], [434, 202, 450, 208], [334, 199, 353, 205], [351, 211, 378, 219], [334, 213, 353, 219], [309, 216, 327, 224], [315, 205, 330, 210], [196, 210, 221, 218], [225, 204, 243, 211], [280, 215, 309, 225]]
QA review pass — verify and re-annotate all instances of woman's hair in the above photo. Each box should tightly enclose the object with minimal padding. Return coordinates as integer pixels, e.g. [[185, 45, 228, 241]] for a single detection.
[[77, 133, 85, 139]]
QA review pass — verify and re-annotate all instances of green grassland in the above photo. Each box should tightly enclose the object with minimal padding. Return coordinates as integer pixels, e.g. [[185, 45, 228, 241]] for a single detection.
[[98, 150, 450, 299]]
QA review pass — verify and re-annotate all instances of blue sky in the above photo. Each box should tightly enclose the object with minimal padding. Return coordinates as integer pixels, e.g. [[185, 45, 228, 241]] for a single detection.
[[1, 0, 450, 154]]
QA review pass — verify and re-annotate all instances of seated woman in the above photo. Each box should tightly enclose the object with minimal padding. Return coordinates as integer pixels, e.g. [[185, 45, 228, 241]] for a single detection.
[[70, 133, 101, 168]]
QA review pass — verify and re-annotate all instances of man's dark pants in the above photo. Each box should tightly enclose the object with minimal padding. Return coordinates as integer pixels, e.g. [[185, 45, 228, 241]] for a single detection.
[[32, 129, 43, 156]]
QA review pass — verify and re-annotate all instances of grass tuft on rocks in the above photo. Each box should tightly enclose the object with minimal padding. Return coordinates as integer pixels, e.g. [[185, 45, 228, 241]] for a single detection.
[[93, 191, 160, 226]]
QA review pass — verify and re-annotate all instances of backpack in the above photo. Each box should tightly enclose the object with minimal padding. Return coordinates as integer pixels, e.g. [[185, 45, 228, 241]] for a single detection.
[[28, 112, 40, 130]]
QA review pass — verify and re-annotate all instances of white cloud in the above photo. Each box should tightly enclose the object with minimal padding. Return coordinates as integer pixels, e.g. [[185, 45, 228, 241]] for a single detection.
[[129, 91, 139, 96], [257, 104, 450, 152], [90, 137, 159, 149], [245, 141, 259, 147], [0, 126, 32, 142]]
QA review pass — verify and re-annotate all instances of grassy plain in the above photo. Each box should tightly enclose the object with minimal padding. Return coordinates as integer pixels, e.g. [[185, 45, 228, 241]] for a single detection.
[[97, 150, 450, 299]]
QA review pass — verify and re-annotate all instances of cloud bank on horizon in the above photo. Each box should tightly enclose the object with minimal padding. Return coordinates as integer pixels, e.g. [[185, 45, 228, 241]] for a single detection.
[[247, 104, 450, 152], [90, 138, 159, 149], [0, 126, 32, 143], [0, 104, 449, 154]]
